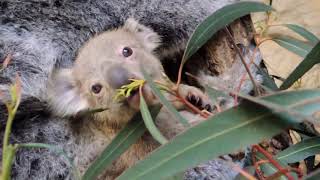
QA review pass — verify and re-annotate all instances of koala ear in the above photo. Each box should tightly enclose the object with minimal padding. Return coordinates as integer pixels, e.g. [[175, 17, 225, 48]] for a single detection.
[[123, 18, 161, 51], [47, 69, 88, 117]]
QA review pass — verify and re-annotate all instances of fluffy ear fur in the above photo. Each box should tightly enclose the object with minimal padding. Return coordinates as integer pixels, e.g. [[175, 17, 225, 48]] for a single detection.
[[47, 69, 88, 117], [123, 18, 161, 52]]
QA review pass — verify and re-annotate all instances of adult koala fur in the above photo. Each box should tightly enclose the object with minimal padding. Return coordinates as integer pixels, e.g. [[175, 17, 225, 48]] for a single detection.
[[0, 0, 261, 179]]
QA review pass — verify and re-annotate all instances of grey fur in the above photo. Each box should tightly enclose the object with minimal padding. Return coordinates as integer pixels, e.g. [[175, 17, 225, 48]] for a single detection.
[[0, 0, 255, 179]]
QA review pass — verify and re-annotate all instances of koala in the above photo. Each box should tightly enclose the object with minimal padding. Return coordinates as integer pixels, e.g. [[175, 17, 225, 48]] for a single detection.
[[0, 0, 262, 179], [47, 18, 212, 179]]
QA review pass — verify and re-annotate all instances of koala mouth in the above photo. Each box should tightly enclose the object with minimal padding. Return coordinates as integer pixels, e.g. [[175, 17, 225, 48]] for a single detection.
[[127, 88, 139, 99], [125, 86, 142, 110]]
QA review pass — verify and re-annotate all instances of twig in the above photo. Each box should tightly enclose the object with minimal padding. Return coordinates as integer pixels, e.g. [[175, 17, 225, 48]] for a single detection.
[[175, 92, 210, 118], [251, 151, 267, 180], [235, 45, 261, 105], [252, 145, 295, 180], [234, 73, 247, 106], [224, 27, 261, 96], [176, 62, 183, 90], [2, 74, 22, 180]]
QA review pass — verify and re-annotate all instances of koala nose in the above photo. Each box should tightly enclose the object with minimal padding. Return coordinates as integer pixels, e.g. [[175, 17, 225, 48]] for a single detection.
[[106, 65, 132, 89]]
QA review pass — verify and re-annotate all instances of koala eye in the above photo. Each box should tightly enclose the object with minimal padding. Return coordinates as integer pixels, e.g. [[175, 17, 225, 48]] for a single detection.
[[91, 83, 102, 94], [122, 47, 133, 57]]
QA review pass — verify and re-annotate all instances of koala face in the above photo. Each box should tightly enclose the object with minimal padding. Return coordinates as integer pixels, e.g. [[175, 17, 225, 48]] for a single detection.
[[48, 19, 164, 125]]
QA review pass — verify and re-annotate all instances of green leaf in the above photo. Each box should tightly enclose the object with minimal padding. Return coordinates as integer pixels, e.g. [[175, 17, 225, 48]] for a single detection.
[[273, 36, 313, 58], [2, 144, 18, 180], [164, 172, 184, 180], [82, 106, 161, 180], [182, 1, 272, 64], [280, 41, 320, 90], [284, 24, 319, 45], [276, 136, 320, 164], [141, 66, 190, 127], [140, 95, 168, 144], [117, 90, 320, 180], [2, 77, 22, 180], [231, 89, 316, 122]]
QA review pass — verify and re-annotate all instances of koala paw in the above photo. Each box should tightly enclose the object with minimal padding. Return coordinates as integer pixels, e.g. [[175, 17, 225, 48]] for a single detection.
[[186, 92, 213, 112]]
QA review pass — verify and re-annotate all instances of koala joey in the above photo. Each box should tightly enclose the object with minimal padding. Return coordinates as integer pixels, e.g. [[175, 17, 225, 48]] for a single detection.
[[0, 1, 260, 179], [47, 18, 213, 179]]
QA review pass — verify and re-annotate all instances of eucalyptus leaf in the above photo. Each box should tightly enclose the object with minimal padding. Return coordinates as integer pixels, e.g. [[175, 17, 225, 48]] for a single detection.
[[182, 1, 272, 63], [230, 89, 316, 122], [117, 90, 320, 180], [164, 172, 184, 180], [280, 41, 320, 90], [273, 36, 313, 58], [276, 136, 320, 164], [284, 24, 319, 45], [140, 94, 168, 144], [82, 106, 161, 180]]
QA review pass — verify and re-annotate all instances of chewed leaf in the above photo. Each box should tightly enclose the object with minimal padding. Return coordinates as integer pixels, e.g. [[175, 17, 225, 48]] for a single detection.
[[113, 79, 145, 101], [126, 88, 133, 97], [113, 89, 127, 101]]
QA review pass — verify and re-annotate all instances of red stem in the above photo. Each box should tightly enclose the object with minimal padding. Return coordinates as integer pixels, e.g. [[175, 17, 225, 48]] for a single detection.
[[252, 145, 295, 180]]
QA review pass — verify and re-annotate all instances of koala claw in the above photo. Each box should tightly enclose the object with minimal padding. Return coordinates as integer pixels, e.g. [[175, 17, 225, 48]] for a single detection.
[[204, 104, 213, 112], [186, 92, 213, 113]]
